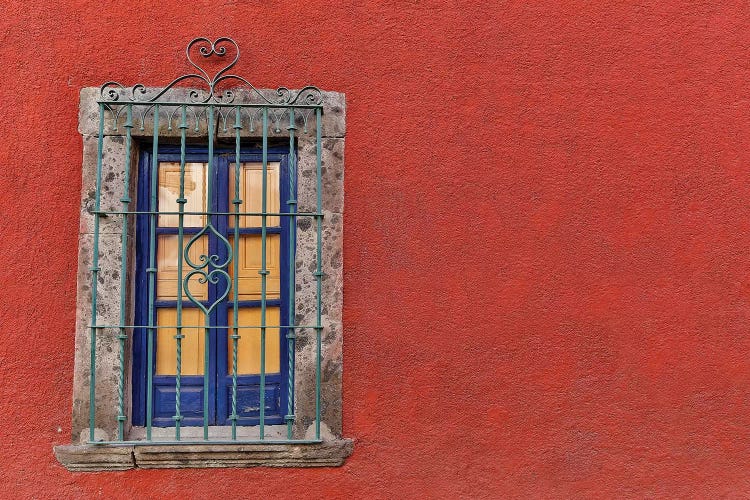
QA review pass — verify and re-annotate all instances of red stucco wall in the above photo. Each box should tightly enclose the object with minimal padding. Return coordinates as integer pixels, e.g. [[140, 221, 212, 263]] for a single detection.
[[2, 1, 750, 497]]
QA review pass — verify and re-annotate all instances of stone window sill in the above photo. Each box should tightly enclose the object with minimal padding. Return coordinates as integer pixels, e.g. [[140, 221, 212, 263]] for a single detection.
[[54, 439, 353, 471]]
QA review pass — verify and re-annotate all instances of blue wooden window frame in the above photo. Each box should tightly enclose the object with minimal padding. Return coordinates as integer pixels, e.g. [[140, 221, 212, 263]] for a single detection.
[[132, 145, 293, 427]]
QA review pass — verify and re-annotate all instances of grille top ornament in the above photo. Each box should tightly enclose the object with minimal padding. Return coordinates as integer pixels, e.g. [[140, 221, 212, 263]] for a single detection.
[[100, 37, 323, 105]]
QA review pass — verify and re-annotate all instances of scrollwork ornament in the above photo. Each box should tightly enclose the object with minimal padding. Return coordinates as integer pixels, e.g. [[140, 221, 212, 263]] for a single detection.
[[184, 224, 233, 270], [182, 222, 233, 312], [184, 268, 232, 315], [98, 37, 324, 106]]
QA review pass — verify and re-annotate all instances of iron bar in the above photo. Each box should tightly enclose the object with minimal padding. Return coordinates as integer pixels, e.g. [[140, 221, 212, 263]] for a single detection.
[[203, 105, 215, 441], [89, 439, 324, 446], [94, 210, 321, 217], [259, 107, 268, 439], [230, 106, 242, 440], [286, 108, 297, 439], [98, 101, 322, 110], [116, 104, 133, 440], [174, 105, 189, 440], [315, 107, 323, 440], [89, 104, 105, 442], [146, 105, 160, 440]]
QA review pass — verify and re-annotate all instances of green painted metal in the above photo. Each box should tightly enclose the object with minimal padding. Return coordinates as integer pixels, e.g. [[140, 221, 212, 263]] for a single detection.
[[93, 324, 319, 329], [315, 108, 323, 440], [230, 106, 242, 440], [174, 104, 189, 441], [146, 105, 161, 441], [260, 107, 269, 440], [95, 210, 320, 217], [116, 104, 134, 441], [100, 101, 321, 109], [286, 108, 297, 439], [102, 38, 323, 106], [89, 439, 324, 446], [203, 104, 215, 441], [91, 37, 328, 445], [89, 104, 105, 442]]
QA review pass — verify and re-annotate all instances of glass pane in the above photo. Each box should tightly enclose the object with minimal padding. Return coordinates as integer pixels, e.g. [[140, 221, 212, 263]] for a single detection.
[[158, 162, 207, 227], [227, 307, 281, 375], [228, 234, 280, 300], [228, 161, 280, 227], [156, 308, 205, 375], [157, 234, 209, 301]]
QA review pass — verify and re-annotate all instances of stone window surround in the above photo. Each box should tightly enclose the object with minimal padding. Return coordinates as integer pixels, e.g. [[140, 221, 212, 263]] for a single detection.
[[54, 87, 351, 471]]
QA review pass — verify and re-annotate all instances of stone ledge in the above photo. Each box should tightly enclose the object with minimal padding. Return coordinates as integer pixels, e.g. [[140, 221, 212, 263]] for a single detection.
[[54, 439, 353, 471], [54, 444, 134, 472]]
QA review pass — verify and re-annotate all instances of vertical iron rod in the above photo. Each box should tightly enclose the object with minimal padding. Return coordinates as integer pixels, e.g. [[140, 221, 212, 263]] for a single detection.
[[286, 108, 297, 439], [204, 105, 215, 441], [174, 105, 188, 440], [146, 105, 160, 440], [116, 104, 133, 441], [89, 103, 105, 442], [314, 107, 323, 440], [230, 106, 242, 440], [259, 107, 268, 439]]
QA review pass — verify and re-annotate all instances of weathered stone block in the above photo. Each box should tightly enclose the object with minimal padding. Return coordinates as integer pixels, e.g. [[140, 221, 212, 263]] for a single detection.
[[292, 319, 343, 438], [133, 440, 353, 468], [72, 233, 131, 442], [79, 135, 138, 235], [295, 211, 343, 325], [54, 440, 353, 470], [297, 138, 345, 214], [54, 445, 135, 471]]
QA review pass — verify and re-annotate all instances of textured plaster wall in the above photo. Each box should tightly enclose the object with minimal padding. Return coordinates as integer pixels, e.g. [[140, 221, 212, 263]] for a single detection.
[[1, 1, 749, 498]]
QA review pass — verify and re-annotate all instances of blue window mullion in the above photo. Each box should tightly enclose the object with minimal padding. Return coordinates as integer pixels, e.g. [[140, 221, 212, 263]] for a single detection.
[[155, 227, 203, 235], [132, 150, 151, 426], [204, 151, 225, 425], [213, 154, 230, 424]]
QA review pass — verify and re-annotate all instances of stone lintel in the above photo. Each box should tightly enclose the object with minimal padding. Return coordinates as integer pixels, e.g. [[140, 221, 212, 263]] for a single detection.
[[79, 87, 345, 138], [54, 440, 353, 471]]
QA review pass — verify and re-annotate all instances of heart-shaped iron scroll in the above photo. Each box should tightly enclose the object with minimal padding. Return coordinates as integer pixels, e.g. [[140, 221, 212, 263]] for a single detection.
[[183, 223, 232, 270], [184, 268, 231, 316], [99, 37, 324, 105], [186, 37, 239, 92], [183, 223, 233, 314]]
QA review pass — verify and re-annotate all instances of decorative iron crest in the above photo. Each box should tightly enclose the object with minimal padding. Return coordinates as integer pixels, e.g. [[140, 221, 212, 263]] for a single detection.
[[100, 37, 323, 105]]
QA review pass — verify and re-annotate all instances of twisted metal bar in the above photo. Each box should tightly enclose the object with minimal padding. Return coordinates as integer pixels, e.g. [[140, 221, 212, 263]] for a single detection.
[[173, 105, 189, 441], [230, 106, 242, 440]]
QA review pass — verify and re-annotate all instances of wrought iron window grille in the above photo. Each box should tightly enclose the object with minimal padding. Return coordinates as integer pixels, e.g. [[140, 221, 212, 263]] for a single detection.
[[68, 37, 344, 453]]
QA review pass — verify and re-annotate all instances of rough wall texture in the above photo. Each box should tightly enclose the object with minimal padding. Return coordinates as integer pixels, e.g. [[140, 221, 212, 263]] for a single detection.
[[1, 1, 749, 498]]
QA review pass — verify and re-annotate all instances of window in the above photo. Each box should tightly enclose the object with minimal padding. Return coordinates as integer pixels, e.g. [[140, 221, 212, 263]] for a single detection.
[[133, 147, 293, 429], [54, 37, 350, 470]]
